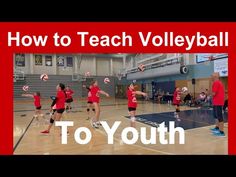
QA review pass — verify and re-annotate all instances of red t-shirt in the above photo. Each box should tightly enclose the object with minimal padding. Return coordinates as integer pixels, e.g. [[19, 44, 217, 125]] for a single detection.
[[127, 89, 137, 108], [212, 80, 225, 106], [33, 95, 41, 107], [173, 90, 181, 105], [90, 86, 100, 103], [56, 90, 66, 109], [65, 89, 74, 99]]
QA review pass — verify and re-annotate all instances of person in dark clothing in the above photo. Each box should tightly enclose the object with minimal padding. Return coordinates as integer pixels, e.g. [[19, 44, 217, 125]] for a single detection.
[[184, 93, 192, 106]]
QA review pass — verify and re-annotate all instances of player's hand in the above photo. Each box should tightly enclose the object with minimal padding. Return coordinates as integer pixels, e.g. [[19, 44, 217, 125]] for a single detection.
[[143, 93, 147, 97], [106, 93, 110, 97]]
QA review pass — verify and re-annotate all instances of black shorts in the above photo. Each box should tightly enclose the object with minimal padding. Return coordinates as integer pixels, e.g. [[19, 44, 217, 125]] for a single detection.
[[87, 101, 93, 104], [128, 107, 136, 112], [213, 106, 223, 120], [173, 104, 180, 107], [36, 106, 41, 110], [66, 98, 73, 103], [57, 108, 65, 114]]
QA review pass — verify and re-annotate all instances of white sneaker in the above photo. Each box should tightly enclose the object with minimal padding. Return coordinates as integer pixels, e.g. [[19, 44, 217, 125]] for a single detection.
[[96, 121, 102, 126], [92, 122, 99, 129]]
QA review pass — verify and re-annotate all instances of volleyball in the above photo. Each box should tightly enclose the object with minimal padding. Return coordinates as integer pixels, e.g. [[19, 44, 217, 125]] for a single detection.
[[182, 87, 188, 92], [40, 73, 48, 81], [22, 85, 29, 92], [104, 77, 110, 84], [85, 71, 91, 77], [138, 64, 145, 72]]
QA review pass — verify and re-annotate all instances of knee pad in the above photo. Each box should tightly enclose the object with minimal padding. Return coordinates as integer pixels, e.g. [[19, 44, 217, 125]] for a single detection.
[[50, 118, 54, 124], [92, 108, 95, 112], [87, 108, 90, 112], [131, 117, 136, 122]]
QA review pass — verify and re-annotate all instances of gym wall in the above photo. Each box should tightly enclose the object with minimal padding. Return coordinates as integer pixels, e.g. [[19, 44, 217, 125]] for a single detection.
[[96, 58, 111, 76], [14, 53, 124, 77]]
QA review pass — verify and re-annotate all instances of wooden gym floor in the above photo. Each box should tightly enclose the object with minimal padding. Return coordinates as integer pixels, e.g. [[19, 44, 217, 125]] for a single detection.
[[14, 98, 228, 155]]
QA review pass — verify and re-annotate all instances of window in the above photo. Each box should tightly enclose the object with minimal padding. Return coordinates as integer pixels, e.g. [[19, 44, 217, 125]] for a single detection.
[[66, 56, 73, 67]]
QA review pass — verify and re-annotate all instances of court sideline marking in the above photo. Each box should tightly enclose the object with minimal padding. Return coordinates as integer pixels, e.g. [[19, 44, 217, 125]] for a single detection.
[[13, 116, 35, 152]]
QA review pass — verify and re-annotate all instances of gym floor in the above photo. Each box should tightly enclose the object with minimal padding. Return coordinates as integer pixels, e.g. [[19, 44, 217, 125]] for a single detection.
[[14, 98, 228, 155]]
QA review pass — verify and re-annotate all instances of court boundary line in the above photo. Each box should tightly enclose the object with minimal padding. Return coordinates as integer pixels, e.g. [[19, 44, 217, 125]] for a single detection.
[[123, 112, 228, 136], [118, 116, 228, 154], [13, 116, 35, 152], [131, 110, 228, 128]]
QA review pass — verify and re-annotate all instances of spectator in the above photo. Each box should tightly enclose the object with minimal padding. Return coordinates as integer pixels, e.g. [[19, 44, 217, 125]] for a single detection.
[[210, 72, 225, 137], [184, 92, 192, 106]]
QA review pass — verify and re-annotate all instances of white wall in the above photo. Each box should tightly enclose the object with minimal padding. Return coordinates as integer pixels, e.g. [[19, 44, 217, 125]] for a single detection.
[[33, 54, 57, 75], [189, 54, 196, 65], [79, 56, 96, 75], [57, 67, 73, 75], [126, 57, 133, 69], [14, 53, 124, 76], [112, 58, 123, 74], [96, 58, 110, 76]]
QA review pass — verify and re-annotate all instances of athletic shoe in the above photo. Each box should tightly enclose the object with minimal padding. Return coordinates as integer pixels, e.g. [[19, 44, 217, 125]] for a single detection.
[[212, 131, 226, 137], [92, 122, 99, 129], [96, 121, 102, 126], [41, 130, 49, 134], [210, 127, 219, 132]]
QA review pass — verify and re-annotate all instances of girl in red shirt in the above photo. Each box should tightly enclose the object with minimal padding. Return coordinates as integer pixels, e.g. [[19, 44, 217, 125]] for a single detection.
[[173, 87, 182, 121], [65, 86, 74, 112], [127, 83, 147, 127], [41, 83, 66, 134], [90, 80, 109, 129], [22, 92, 44, 121]]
